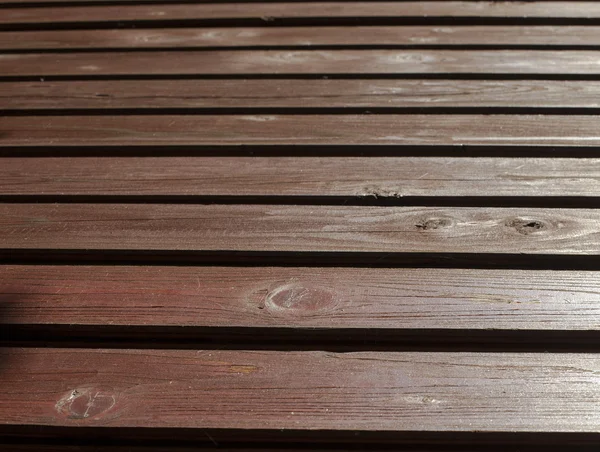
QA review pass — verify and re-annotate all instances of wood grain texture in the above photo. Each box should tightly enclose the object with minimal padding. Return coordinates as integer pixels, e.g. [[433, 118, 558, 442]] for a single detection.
[[5, 80, 600, 110], [2, 157, 599, 198], [6, 50, 600, 76], [1, 204, 599, 254], [5, 26, 600, 50], [2, 265, 600, 330], [2, 348, 600, 432], [3, 0, 600, 445], [2, 2, 600, 26], [3, 115, 600, 147], [0, 0, 588, 6]]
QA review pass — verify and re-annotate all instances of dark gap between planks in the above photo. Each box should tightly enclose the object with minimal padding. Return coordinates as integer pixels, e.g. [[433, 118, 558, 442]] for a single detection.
[[9, 74, 600, 86], [8, 45, 600, 53], [1, 145, 600, 158], [4, 325, 600, 353], [8, 17, 600, 32], [2, 426, 600, 449], [8, 106, 600, 115], [1, 195, 600, 209], [8, 74, 600, 82], [3, 250, 600, 269]]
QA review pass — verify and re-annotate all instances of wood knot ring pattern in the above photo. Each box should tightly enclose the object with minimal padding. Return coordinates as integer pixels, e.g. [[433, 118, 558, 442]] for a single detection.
[[55, 387, 117, 420], [415, 217, 453, 231], [505, 218, 547, 235], [263, 284, 336, 315]]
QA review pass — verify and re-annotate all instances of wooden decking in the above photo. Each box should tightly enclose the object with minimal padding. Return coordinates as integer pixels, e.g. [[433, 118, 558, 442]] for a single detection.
[[2, 1, 600, 450]]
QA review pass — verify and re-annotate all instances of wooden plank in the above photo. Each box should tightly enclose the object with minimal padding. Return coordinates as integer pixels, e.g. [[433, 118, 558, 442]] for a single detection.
[[1, 204, 599, 254], [2, 2, 600, 27], [6, 50, 600, 76], [4, 80, 600, 111], [2, 115, 600, 147], [2, 348, 600, 432], [5, 26, 600, 50], [1, 157, 599, 198], [2, 265, 600, 331], [3, 0, 588, 5]]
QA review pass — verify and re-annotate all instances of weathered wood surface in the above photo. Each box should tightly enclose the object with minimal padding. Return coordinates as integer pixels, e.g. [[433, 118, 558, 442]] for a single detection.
[[6, 50, 600, 76], [4, 80, 600, 110], [3, 115, 600, 147], [1, 204, 598, 254], [2, 265, 600, 331], [5, 26, 600, 50], [1, 157, 599, 198], [2, 348, 600, 432], [2, 0, 600, 446], [3, 2, 600, 27]]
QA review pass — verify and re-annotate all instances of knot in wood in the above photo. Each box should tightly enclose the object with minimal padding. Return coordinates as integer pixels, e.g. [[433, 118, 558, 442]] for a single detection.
[[416, 217, 452, 231], [506, 218, 547, 235], [55, 387, 117, 420], [263, 284, 336, 315]]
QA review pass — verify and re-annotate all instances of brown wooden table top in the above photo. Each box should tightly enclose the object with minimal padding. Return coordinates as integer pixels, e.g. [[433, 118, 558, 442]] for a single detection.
[[1, 1, 600, 450]]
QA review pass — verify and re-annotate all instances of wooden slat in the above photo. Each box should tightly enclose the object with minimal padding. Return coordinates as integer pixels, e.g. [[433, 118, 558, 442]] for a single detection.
[[2, 348, 600, 432], [6, 50, 600, 76], [2, 2, 600, 27], [1, 0, 587, 5], [2, 265, 600, 330], [2, 0, 599, 445], [5, 26, 600, 50], [2, 115, 600, 147], [1, 157, 599, 198], [1, 204, 599, 254], [4, 80, 600, 111]]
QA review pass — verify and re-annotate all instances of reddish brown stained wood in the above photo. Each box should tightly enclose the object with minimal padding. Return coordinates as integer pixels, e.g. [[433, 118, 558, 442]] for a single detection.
[[2, 115, 600, 147], [2, 348, 600, 431], [2, 0, 600, 444], [2, 2, 600, 25], [0, 0, 586, 6], [3, 80, 600, 110], [4, 26, 600, 50], [2, 266, 600, 330], [2, 157, 599, 198], [5, 50, 600, 76], [1, 204, 599, 254]]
